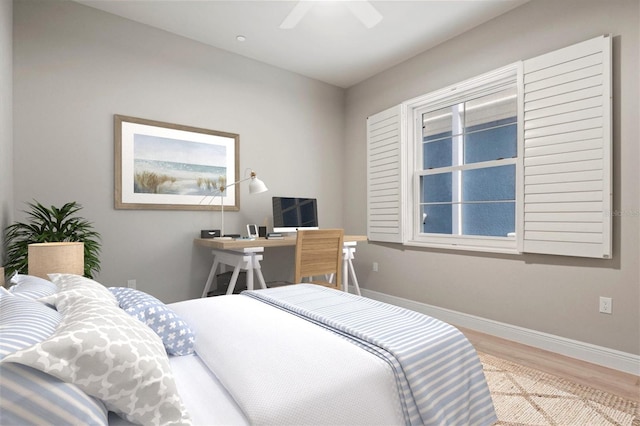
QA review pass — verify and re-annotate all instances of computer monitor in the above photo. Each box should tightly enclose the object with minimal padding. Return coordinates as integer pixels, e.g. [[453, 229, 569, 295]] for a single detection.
[[272, 197, 319, 233]]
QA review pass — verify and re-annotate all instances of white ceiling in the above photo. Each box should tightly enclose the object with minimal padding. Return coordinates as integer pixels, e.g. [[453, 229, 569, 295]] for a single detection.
[[76, 0, 529, 88]]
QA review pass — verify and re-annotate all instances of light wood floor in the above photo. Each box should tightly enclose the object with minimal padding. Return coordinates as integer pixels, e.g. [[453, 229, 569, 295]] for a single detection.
[[460, 327, 640, 402]]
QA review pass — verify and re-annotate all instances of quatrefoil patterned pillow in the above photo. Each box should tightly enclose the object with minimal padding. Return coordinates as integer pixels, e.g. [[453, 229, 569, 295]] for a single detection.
[[109, 287, 195, 356]]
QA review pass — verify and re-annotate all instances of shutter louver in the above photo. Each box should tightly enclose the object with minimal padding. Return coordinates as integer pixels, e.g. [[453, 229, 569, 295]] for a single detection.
[[367, 105, 404, 243], [522, 35, 612, 258]]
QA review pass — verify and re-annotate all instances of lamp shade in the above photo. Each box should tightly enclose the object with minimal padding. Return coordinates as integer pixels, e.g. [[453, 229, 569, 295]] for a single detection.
[[249, 177, 268, 194], [28, 242, 84, 279]]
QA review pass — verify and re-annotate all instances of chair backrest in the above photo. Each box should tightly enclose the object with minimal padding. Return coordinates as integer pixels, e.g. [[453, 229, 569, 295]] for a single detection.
[[294, 229, 344, 289]]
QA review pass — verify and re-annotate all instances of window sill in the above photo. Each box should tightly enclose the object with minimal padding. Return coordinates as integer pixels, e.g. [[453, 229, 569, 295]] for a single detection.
[[404, 239, 520, 255]]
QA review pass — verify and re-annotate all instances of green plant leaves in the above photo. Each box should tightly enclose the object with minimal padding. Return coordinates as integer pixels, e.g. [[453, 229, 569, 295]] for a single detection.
[[3, 201, 102, 279]]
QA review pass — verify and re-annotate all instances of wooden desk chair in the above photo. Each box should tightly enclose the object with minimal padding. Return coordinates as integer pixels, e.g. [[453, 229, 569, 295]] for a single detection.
[[294, 229, 344, 289]]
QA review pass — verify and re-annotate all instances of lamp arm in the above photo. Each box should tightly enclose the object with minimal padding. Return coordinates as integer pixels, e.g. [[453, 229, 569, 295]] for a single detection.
[[199, 172, 255, 204], [218, 172, 256, 193], [199, 170, 265, 238], [220, 172, 255, 194], [220, 195, 224, 237]]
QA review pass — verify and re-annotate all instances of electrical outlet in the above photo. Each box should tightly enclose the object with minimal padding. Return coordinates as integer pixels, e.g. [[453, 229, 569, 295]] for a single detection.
[[599, 296, 612, 314], [372, 262, 379, 272], [127, 279, 137, 290]]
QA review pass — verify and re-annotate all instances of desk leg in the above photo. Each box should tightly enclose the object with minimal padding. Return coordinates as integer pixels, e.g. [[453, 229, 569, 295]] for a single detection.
[[342, 258, 348, 293], [251, 254, 267, 290], [246, 257, 254, 291], [225, 259, 244, 295], [202, 256, 220, 298], [342, 245, 361, 295], [348, 257, 361, 296], [326, 273, 336, 286]]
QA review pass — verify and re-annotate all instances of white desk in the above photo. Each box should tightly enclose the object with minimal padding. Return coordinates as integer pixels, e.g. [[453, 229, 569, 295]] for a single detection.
[[194, 235, 367, 297]]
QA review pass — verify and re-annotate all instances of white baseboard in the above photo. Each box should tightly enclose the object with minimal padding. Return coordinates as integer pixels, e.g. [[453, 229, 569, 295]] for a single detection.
[[356, 287, 640, 376]]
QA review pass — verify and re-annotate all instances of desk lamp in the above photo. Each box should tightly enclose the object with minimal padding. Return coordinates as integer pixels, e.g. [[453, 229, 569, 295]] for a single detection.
[[203, 169, 268, 239]]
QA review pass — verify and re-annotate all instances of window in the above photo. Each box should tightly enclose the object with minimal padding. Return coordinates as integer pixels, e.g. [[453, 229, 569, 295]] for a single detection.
[[405, 65, 521, 252], [419, 86, 518, 239], [367, 35, 612, 258]]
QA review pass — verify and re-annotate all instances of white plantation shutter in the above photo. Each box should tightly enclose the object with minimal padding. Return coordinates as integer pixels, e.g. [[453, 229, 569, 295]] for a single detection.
[[367, 105, 405, 242], [366, 36, 612, 258], [522, 35, 612, 258]]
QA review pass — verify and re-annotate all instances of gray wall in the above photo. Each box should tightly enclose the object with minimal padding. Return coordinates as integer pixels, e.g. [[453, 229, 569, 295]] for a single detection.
[[12, 0, 345, 302], [0, 0, 13, 265], [10, 0, 639, 356], [344, 0, 639, 355]]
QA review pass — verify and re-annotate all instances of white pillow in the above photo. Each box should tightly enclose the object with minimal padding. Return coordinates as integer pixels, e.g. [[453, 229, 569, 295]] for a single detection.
[[2, 284, 191, 425]]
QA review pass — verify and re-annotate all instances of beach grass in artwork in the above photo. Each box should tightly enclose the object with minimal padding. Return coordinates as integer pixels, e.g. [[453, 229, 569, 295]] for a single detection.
[[133, 134, 227, 196]]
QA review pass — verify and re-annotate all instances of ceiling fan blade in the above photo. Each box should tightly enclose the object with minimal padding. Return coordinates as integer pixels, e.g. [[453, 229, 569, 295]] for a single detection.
[[279, 1, 313, 29], [345, 1, 383, 29]]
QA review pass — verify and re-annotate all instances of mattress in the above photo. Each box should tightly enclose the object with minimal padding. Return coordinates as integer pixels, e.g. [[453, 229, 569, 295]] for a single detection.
[[170, 295, 406, 425]]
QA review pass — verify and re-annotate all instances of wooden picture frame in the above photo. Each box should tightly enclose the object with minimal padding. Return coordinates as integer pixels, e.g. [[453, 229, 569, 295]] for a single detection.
[[114, 115, 240, 211]]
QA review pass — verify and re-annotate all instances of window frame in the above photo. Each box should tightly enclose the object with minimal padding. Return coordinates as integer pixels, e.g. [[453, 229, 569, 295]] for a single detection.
[[403, 63, 524, 254]]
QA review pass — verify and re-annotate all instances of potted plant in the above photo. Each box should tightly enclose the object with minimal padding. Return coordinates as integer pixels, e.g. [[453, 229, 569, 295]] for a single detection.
[[4, 201, 102, 278]]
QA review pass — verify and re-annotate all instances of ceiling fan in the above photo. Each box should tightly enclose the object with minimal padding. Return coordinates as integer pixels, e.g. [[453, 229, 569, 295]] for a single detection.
[[279, 0, 383, 29]]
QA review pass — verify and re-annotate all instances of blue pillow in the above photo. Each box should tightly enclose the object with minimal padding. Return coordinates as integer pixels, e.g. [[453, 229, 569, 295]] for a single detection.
[[109, 287, 195, 356], [0, 289, 61, 358], [0, 291, 108, 426], [0, 363, 108, 426], [8, 274, 58, 300]]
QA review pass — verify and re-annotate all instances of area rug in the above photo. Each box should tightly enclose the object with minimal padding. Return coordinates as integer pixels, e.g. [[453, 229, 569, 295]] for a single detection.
[[479, 352, 639, 426]]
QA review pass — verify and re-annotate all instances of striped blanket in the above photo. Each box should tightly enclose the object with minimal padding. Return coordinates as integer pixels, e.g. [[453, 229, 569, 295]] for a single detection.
[[243, 284, 497, 426]]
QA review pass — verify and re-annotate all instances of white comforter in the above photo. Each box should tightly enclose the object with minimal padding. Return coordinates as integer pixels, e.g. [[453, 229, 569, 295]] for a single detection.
[[170, 295, 406, 425]]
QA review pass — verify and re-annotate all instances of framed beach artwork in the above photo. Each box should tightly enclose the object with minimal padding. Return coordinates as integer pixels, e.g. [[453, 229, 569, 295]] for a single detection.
[[114, 115, 240, 211]]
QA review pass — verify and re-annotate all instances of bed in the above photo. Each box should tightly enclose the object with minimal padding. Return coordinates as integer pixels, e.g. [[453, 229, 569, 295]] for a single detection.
[[0, 273, 497, 426]]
